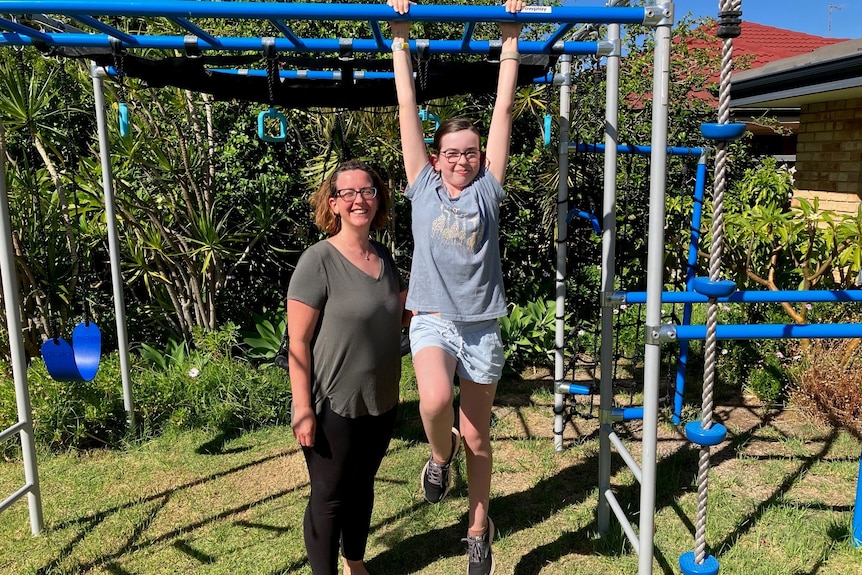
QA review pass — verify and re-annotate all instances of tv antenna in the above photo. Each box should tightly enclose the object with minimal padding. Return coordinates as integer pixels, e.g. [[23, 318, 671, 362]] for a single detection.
[[828, 4, 843, 37]]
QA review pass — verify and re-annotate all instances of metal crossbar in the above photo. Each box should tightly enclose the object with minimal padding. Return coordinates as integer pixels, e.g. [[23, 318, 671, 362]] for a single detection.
[[0, 2, 659, 54]]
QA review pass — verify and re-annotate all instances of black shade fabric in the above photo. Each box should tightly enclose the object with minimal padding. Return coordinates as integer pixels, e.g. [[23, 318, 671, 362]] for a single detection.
[[49, 47, 554, 110]]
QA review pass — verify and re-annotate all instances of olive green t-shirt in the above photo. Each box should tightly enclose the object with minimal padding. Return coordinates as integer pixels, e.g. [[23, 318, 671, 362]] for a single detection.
[[287, 239, 404, 419]]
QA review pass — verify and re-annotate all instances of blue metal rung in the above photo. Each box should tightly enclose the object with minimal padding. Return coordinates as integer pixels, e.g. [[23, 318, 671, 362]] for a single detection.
[[564, 383, 591, 396], [854, 451, 862, 548], [572, 143, 705, 157], [618, 289, 862, 304], [611, 407, 643, 421], [684, 421, 726, 447], [692, 277, 736, 298], [674, 323, 862, 340], [700, 122, 746, 141], [679, 551, 720, 575]]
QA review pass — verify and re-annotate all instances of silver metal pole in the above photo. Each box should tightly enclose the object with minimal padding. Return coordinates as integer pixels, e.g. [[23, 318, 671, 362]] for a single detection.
[[597, 20, 621, 535], [638, 3, 673, 574], [0, 120, 44, 535], [91, 64, 135, 432], [553, 55, 573, 452]]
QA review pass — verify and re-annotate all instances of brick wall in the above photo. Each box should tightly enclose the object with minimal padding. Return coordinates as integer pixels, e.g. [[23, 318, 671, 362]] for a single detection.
[[793, 98, 862, 213]]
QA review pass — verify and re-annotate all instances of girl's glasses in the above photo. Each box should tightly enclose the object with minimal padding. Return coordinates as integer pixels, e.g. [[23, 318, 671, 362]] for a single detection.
[[440, 149, 480, 163]]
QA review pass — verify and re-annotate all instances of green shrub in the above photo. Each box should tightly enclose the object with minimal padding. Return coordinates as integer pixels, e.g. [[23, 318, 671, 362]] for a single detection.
[[499, 299, 562, 374], [242, 305, 286, 366], [134, 323, 292, 437], [0, 353, 128, 456], [138, 338, 189, 370], [0, 323, 293, 456], [747, 362, 786, 404]]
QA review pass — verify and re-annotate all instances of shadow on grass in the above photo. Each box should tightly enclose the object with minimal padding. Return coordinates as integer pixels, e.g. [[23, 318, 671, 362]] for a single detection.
[[363, 440, 700, 575], [35, 444, 305, 575], [31, 377, 857, 575], [195, 425, 252, 455], [374, 378, 857, 575]]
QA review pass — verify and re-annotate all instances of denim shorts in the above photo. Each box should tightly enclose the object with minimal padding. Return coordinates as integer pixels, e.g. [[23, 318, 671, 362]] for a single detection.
[[409, 314, 504, 384]]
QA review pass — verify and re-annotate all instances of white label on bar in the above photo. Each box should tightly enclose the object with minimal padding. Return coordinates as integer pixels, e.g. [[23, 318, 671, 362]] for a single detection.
[[521, 6, 553, 13]]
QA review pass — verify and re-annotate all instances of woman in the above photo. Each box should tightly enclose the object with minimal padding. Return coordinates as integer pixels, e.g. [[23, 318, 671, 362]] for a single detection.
[[287, 160, 407, 575], [389, 2, 525, 574]]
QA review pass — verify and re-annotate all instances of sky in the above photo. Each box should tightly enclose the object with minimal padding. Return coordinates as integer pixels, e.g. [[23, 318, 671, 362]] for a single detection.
[[562, 1, 862, 39]]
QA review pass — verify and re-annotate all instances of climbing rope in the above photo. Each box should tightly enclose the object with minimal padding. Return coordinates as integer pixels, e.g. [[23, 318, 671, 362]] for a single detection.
[[693, 0, 742, 566]]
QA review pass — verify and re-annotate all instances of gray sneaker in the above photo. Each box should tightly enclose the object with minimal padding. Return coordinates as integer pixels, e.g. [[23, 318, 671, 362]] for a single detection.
[[420, 427, 461, 503], [463, 517, 495, 575]]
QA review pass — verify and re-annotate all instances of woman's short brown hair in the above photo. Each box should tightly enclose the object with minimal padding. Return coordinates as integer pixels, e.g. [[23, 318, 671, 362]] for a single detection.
[[311, 159, 392, 235]]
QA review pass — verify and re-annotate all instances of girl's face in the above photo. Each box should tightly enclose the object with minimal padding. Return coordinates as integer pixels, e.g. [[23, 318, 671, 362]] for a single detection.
[[328, 169, 378, 232], [432, 129, 483, 194]]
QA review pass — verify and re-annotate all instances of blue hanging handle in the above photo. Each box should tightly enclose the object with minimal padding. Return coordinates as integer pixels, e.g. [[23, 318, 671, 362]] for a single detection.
[[566, 208, 601, 235], [118, 102, 130, 138], [418, 108, 440, 144], [258, 107, 288, 142], [543, 114, 552, 147]]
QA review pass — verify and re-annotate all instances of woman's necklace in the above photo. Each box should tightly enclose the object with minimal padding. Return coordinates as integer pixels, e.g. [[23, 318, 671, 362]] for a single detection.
[[354, 241, 373, 261], [337, 237, 372, 261], [331, 236, 377, 262]]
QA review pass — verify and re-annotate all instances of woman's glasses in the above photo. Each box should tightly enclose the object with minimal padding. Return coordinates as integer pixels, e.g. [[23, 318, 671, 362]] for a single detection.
[[334, 187, 378, 201]]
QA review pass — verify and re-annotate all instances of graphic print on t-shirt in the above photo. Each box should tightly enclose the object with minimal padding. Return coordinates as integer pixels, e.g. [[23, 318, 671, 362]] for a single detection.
[[430, 203, 484, 253]]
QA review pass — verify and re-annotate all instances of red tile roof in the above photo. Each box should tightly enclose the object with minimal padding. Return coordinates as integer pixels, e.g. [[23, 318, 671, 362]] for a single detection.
[[697, 22, 849, 72], [628, 22, 849, 108]]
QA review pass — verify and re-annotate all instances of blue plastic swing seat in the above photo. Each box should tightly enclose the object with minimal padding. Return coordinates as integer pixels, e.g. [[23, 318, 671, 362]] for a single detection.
[[41, 322, 102, 382]]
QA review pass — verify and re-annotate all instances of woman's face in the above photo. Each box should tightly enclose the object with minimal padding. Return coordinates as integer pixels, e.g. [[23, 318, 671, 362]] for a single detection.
[[328, 169, 378, 231], [433, 129, 482, 193]]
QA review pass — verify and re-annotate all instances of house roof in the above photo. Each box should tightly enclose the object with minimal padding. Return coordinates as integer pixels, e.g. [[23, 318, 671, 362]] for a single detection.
[[719, 22, 849, 71], [686, 23, 846, 105], [730, 37, 862, 108]]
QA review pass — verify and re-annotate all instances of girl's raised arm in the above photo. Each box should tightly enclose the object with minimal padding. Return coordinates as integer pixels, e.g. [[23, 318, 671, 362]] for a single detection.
[[389, 2, 428, 187], [485, 0, 524, 185]]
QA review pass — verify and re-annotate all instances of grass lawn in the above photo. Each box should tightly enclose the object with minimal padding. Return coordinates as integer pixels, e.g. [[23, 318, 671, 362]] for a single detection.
[[1, 363, 861, 574]]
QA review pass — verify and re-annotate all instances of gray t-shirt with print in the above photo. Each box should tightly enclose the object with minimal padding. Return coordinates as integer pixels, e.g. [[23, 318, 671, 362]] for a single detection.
[[404, 162, 507, 321], [287, 239, 404, 419]]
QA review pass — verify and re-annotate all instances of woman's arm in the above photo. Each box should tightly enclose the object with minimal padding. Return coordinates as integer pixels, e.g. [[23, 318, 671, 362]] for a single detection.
[[485, 0, 525, 186], [287, 298, 320, 447], [400, 288, 411, 327], [389, 0, 429, 186]]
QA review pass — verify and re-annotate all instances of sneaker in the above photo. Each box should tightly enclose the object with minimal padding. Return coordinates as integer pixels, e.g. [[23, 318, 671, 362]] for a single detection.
[[420, 426, 461, 503], [463, 517, 495, 575]]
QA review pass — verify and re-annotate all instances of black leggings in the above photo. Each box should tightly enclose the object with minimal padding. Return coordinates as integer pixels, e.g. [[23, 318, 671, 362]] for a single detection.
[[302, 399, 397, 575]]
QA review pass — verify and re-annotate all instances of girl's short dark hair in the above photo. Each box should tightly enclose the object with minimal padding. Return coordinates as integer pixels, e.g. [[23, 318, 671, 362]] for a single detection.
[[432, 117, 481, 152]]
